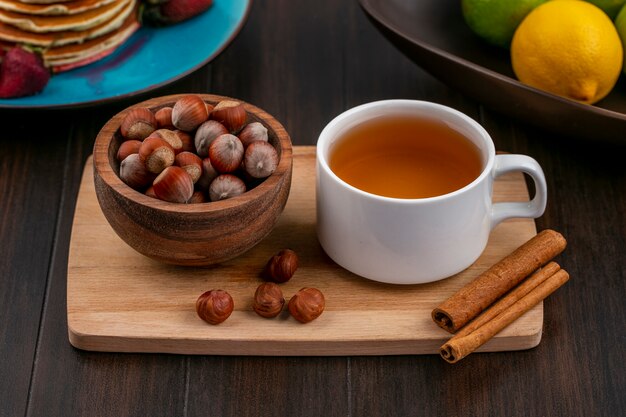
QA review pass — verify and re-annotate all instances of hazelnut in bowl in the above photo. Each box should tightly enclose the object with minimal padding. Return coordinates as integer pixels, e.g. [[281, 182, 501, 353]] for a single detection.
[[93, 93, 293, 266]]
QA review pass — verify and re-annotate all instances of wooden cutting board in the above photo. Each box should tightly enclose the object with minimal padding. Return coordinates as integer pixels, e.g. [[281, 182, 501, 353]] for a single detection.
[[67, 146, 542, 355]]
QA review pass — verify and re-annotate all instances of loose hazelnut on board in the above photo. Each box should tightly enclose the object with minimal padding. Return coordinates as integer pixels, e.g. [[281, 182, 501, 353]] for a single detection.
[[196, 289, 234, 325], [208, 134, 244, 173], [172, 95, 208, 131], [238, 122, 268, 148], [210, 100, 247, 133], [174, 151, 202, 183], [154, 107, 174, 129], [138, 137, 175, 174], [194, 120, 228, 157], [288, 287, 325, 323], [208, 174, 246, 201], [244, 140, 279, 179], [116, 139, 142, 162], [152, 166, 194, 203], [120, 107, 157, 140], [252, 282, 285, 318], [264, 249, 298, 283], [120, 153, 155, 190]]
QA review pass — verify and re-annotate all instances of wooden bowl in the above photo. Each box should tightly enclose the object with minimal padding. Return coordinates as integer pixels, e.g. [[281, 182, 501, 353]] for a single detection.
[[93, 94, 293, 266]]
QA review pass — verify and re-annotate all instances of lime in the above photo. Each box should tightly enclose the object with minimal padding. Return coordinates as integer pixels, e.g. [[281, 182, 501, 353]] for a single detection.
[[584, 0, 626, 19], [615, 4, 626, 73], [462, 0, 548, 48]]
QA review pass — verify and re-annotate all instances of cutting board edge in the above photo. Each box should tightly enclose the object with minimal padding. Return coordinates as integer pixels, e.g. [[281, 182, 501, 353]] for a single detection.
[[67, 325, 543, 356]]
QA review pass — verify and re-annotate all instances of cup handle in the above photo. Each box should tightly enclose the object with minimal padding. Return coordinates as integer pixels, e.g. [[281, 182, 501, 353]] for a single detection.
[[490, 154, 547, 229]]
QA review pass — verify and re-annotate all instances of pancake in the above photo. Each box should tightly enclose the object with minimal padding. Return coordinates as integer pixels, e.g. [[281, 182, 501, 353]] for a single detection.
[[0, 0, 117, 16], [0, 0, 129, 32], [0, 0, 135, 46], [0, 0, 141, 75], [44, 5, 138, 72]]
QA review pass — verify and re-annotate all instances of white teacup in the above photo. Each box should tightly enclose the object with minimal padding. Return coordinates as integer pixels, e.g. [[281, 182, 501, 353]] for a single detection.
[[316, 100, 547, 284]]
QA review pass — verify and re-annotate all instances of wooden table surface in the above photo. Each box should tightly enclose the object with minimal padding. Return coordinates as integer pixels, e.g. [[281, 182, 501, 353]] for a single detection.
[[1, 1, 624, 416]]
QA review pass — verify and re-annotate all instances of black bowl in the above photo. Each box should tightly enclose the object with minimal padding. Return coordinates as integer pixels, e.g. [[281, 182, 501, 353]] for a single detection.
[[359, 0, 626, 145]]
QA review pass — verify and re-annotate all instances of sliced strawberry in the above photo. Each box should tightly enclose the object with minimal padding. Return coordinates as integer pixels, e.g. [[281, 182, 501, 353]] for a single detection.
[[0, 46, 50, 98], [142, 0, 213, 26]]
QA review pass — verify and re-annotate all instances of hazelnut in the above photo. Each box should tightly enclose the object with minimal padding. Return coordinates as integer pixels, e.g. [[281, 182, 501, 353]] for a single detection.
[[120, 153, 155, 190], [244, 141, 279, 179], [288, 287, 325, 323], [172, 95, 208, 131], [149, 129, 183, 154], [188, 190, 206, 204], [116, 139, 142, 162], [152, 166, 194, 203], [238, 122, 268, 148], [195, 157, 219, 191], [120, 107, 156, 140], [252, 282, 285, 318], [175, 130, 195, 153], [145, 185, 157, 199], [210, 100, 247, 133], [208, 174, 246, 201], [196, 289, 234, 325], [194, 120, 228, 157], [154, 106, 174, 129], [138, 137, 175, 174], [264, 249, 298, 283], [208, 134, 244, 173], [174, 151, 202, 183]]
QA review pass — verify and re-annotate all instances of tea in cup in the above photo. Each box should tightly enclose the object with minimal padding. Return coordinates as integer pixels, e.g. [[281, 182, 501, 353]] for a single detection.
[[316, 100, 547, 284]]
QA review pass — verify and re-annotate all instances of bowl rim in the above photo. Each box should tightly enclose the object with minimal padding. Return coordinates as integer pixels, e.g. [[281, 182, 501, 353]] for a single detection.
[[93, 93, 293, 214]]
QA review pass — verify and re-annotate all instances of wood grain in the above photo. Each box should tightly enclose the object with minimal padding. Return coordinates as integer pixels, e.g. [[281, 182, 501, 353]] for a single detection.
[[68, 146, 541, 355], [0, 113, 72, 417], [2, 1, 623, 416]]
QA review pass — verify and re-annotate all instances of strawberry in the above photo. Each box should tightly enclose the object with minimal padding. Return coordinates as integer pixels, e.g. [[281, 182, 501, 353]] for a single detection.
[[0, 46, 50, 98], [142, 0, 213, 26]]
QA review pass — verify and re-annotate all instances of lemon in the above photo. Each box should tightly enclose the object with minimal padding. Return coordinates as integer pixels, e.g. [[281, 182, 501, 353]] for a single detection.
[[584, 0, 626, 19], [615, 4, 626, 72], [462, 0, 547, 48], [511, 0, 623, 104]]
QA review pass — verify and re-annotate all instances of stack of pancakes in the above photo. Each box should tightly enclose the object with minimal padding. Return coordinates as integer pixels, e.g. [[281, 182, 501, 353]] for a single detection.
[[0, 0, 139, 72]]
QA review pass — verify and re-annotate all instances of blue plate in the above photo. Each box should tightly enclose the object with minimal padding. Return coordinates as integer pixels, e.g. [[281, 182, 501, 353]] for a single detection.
[[0, 0, 251, 109]]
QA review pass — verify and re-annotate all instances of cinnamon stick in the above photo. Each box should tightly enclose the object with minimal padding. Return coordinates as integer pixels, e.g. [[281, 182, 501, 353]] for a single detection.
[[440, 268, 569, 363], [432, 229, 566, 333], [455, 261, 561, 338]]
